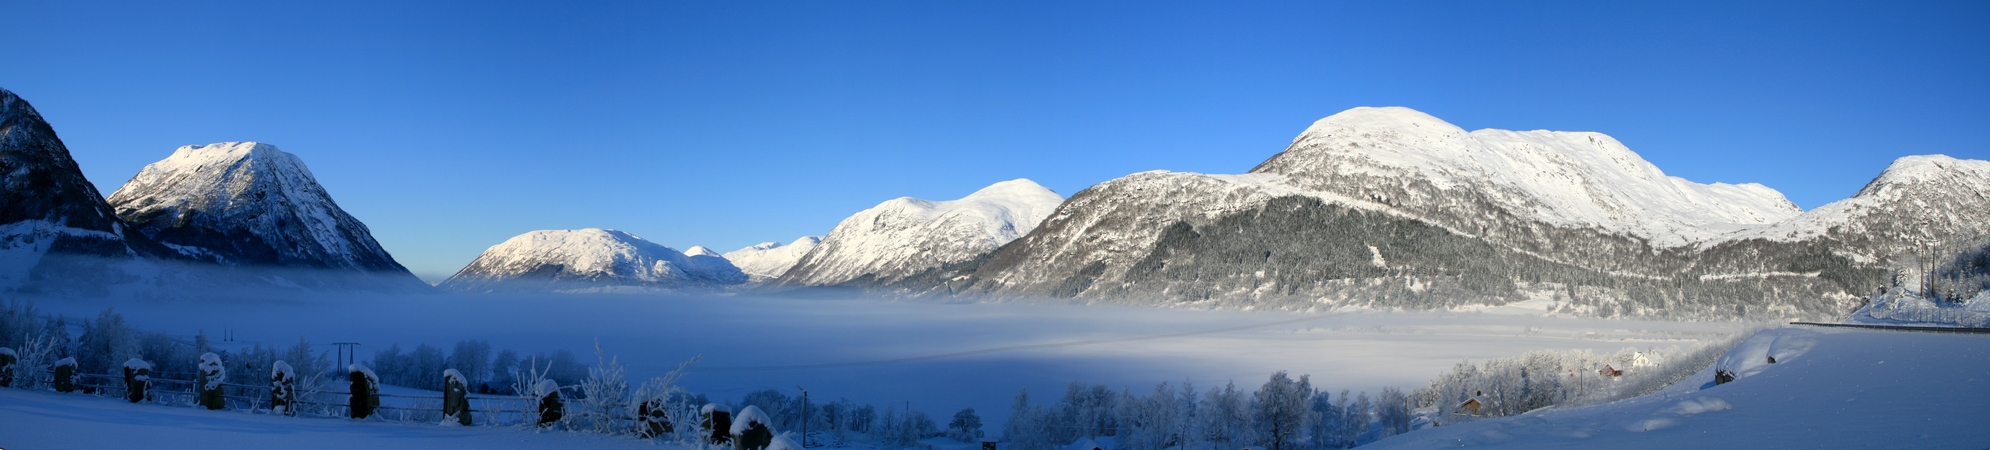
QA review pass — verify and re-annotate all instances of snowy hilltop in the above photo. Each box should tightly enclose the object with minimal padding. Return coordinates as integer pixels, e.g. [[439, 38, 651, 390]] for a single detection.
[[440, 228, 747, 293], [107, 142, 421, 282], [776, 179, 1064, 287], [907, 107, 1990, 320], [722, 236, 821, 281], [0, 88, 179, 294]]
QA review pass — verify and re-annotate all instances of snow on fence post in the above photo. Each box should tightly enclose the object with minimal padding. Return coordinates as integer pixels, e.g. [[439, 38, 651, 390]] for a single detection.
[[349, 364, 380, 419], [702, 403, 734, 445], [52, 357, 77, 393], [533, 379, 563, 427], [196, 353, 227, 410], [730, 405, 776, 450], [122, 358, 152, 403], [271, 360, 297, 416], [0, 347, 15, 388], [443, 369, 473, 426]]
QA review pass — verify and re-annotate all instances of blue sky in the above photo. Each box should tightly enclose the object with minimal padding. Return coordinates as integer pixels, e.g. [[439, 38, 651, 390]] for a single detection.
[[3, 1, 1985, 282]]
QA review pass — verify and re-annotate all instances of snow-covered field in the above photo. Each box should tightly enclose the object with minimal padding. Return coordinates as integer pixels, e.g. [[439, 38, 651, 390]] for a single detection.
[[16, 293, 1743, 436], [1365, 326, 1990, 449]]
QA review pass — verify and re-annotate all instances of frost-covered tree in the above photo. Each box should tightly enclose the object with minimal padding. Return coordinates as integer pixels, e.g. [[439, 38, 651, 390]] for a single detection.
[[450, 339, 492, 390], [1374, 387, 1412, 437], [76, 308, 138, 376], [948, 407, 985, 442], [1197, 381, 1253, 449], [1004, 388, 1061, 450], [1252, 372, 1311, 450], [1059, 382, 1119, 438]]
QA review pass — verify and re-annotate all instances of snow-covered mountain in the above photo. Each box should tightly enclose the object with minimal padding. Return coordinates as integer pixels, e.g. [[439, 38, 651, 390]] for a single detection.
[[105, 142, 423, 289], [722, 236, 821, 281], [911, 107, 1990, 319], [0, 88, 177, 293], [439, 228, 747, 293], [1256, 107, 1801, 246], [777, 179, 1064, 287]]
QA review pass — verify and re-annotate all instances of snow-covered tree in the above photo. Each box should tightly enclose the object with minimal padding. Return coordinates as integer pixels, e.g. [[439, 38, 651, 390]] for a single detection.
[[1252, 372, 1312, 450], [947, 407, 984, 442], [1198, 381, 1253, 449]]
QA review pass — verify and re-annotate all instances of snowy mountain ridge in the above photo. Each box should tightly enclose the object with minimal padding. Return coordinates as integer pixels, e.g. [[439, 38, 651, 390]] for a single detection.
[[1261, 107, 1801, 247], [440, 228, 746, 293], [107, 142, 414, 276], [1715, 154, 1990, 248], [723, 236, 821, 280], [911, 107, 1990, 320], [778, 179, 1064, 287]]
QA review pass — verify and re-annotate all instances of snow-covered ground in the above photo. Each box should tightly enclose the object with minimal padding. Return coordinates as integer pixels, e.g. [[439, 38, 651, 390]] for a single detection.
[[1365, 326, 1990, 449], [0, 386, 667, 450], [19, 293, 1743, 436]]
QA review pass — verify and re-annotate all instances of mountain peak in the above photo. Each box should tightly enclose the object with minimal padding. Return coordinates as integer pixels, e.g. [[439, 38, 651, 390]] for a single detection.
[[1857, 155, 1990, 198], [107, 141, 413, 274], [778, 179, 1068, 287], [1257, 107, 1799, 246], [441, 228, 744, 293], [724, 235, 824, 279]]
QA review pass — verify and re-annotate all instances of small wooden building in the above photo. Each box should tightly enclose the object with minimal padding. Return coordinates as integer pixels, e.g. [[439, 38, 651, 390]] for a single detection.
[[1457, 390, 1485, 416]]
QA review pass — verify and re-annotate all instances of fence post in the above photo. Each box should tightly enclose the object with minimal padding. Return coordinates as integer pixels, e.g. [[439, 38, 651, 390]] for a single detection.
[[732, 405, 775, 450], [52, 357, 77, 393], [443, 369, 472, 425], [703, 404, 734, 445], [0, 347, 15, 388], [534, 379, 563, 427], [271, 360, 297, 416], [197, 353, 226, 410], [122, 358, 152, 403], [349, 364, 380, 419]]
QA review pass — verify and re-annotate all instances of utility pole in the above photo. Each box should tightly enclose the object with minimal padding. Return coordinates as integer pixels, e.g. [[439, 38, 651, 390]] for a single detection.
[[796, 386, 809, 448], [332, 343, 360, 370]]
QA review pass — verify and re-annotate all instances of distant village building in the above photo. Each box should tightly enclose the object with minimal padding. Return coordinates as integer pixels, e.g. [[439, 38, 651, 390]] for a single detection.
[[1598, 365, 1623, 377]]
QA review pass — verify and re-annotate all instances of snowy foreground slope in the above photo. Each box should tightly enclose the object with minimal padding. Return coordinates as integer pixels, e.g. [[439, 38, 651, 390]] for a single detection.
[[440, 228, 747, 293], [0, 387, 664, 450], [1367, 327, 1990, 449]]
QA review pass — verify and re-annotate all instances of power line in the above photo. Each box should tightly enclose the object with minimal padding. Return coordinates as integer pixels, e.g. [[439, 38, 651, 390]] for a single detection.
[[690, 312, 1356, 372]]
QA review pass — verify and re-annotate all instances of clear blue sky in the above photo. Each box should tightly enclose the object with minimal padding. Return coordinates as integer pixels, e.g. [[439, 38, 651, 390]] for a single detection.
[[4, 1, 1985, 282]]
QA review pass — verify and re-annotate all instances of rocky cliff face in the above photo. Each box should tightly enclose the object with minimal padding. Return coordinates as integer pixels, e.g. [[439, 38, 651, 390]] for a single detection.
[[440, 228, 747, 293], [0, 88, 177, 294]]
